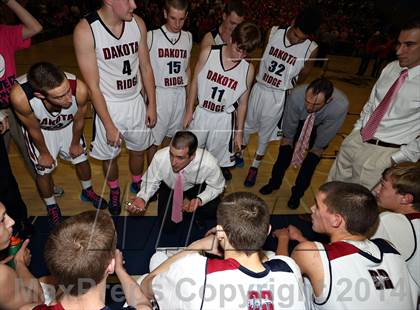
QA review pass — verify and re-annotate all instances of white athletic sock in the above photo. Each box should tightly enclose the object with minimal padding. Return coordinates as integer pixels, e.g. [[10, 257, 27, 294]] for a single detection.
[[44, 196, 56, 206], [251, 159, 261, 168], [81, 180, 92, 190]]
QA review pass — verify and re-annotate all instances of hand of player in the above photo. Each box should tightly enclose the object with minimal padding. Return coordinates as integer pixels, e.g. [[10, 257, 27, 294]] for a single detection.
[[69, 143, 85, 159], [182, 198, 202, 213], [0, 255, 13, 265], [114, 249, 126, 274], [38, 152, 55, 170], [205, 226, 217, 237], [272, 228, 290, 242], [287, 225, 307, 243], [182, 111, 193, 129], [234, 131, 243, 153], [125, 197, 146, 215], [0, 116, 9, 134], [105, 125, 123, 147], [189, 233, 222, 257], [14, 239, 32, 267], [146, 104, 157, 128]]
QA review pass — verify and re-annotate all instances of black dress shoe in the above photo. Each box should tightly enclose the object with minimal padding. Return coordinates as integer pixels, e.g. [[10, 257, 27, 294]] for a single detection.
[[259, 183, 279, 195], [287, 196, 300, 209]]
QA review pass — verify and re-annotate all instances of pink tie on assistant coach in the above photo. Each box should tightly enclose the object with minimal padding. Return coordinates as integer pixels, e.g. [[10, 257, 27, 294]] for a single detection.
[[171, 171, 184, 223], [290, 112, 316, 167], [361, 69, 409, 141]]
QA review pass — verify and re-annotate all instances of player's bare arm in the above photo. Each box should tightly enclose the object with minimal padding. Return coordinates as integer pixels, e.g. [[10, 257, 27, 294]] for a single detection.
[[291, 241, 324, 297], [4, 0, 43, 40], [141, 234, 220, 300], [73, 19, 122, 147], [135, 15, 157, 128], [235, 63, 255, 151], [10, 84, 54, 169], [199, 32, 214, 51], [69, 79, 89, 158], [183, 46, 211, 128], [297, 47, 318, 84], [185, 62, 192, 101], [0, 239, 44, 309]]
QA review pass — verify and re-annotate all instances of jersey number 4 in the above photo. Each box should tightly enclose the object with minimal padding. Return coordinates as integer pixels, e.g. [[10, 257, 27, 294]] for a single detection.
[[122, 60, 132, 76]]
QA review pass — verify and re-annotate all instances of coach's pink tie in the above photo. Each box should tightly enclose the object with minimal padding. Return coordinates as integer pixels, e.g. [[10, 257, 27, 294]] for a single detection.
[[291, 112, 315, 167], [361, 69, 409, 141], [172, 171, 184, 223]]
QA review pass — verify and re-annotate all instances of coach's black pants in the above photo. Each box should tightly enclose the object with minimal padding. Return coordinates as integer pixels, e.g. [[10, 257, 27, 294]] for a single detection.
[[157, 182, 220, 232], [268, 120, 323, 200]]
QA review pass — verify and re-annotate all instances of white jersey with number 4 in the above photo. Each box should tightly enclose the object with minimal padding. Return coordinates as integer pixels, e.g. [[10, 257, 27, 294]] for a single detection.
[[256, 26, 316, 90], [85, 11, 142, 102], [312, 239, 417, 310], [148, 26, 192, 88]]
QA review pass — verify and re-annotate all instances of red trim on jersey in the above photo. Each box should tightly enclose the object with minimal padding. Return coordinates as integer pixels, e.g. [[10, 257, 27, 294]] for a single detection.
[[406, 213, 420, 220], [324, 241, 359, 261], [206, 258, 240, 275], [68, 78, 77, 96], [33, 303, 65, 310]]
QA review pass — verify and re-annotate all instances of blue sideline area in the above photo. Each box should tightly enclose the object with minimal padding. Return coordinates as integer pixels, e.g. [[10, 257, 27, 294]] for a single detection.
[[28, 215, 327, 278]]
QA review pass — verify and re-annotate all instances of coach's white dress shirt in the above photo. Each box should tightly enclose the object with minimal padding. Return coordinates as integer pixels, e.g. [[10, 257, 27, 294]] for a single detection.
[[137, 147, 225, 204]]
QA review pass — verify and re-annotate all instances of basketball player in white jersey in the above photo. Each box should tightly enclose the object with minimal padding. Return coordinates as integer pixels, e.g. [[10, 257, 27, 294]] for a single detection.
[[276, 181, 417, 309], [184, 22, 260, 180], [372, 163, 420, 294], [148, 0, 192, 158], [141, 192, 307, 309], [10, 62, 107, 226], [199, 0, 245, 50], [242, 8, 321, 187], [73, 0, 157, 215]]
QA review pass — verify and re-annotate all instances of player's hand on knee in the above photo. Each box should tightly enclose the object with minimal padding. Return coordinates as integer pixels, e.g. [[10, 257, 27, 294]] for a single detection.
[[125, 197, 146, 215], [106, 125, 123, 147], [69, 143, 85, 158], [38, 152, 55, 170], [146, 106, 157, 128]]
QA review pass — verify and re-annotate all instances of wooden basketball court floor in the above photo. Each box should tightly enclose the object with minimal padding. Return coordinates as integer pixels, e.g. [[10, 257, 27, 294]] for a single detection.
[[9, 35, 375, 218]]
